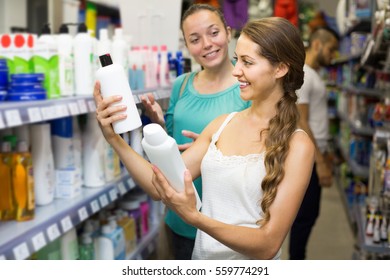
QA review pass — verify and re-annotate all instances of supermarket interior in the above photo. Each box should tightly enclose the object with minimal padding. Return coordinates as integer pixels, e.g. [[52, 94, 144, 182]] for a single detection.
[[0, 0, 390, 260]]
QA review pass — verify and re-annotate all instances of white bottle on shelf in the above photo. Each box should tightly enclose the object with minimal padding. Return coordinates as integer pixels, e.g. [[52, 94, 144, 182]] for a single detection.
[[112, 28, 129, 75], [60, 228, 80, 260], [73, 23, 93, 96], [30, 123, 55, 205], [57, 23, 74, 97], [97, 28, 112, 56], [94, 224, 115, 260], [82, 113, 106, 187], [96, 53, 142, 134], [141, 123, 201, 210]]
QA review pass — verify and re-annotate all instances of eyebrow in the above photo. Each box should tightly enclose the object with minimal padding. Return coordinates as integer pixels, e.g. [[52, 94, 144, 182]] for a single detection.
[[188, 24, 218, 37]]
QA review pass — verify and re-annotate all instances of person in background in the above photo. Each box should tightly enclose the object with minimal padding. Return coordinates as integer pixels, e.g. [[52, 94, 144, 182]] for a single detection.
[[289, 26, 339, 260], [94, 17, 314, 259], [139, 4, 250, 259]]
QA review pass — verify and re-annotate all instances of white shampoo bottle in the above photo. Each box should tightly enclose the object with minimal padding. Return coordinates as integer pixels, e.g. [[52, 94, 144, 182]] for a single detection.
[[141, 124, 201, 210], [96, 53, 142, 134]]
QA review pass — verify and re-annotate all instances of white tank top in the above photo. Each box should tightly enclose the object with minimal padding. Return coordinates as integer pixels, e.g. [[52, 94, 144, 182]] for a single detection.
[[192, 112, 304, 260]]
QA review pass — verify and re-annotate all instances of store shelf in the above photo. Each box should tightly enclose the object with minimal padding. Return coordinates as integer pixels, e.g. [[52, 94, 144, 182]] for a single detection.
[[331, 53, 362, 65], [0, 172, 138, 260], [338, 111, 374, 137], [341, 86, 385, 98], [337, 138, 369, 178], [0, 87, 171, 129], [127, 221, 160, 260], [354, 203, 390, 254]]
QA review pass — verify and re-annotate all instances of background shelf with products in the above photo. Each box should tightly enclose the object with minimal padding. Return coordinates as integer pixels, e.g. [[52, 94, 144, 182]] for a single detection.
[[0, 172, 134, 260], [0, 87, 171, 260], [0, 87, 171, 129]]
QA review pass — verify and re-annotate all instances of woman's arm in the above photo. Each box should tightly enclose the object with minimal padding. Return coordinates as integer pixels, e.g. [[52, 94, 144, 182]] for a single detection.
[[153, 130, 315, 259], [93, 81, 210, 200]]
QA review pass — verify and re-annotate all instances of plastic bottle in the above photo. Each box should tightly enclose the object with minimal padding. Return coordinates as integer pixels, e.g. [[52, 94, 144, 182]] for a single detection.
[[13, 125, 30, 150], [380, 215, 388, 242], [106, 216, 126, 259], [115, 210, 136, 255], [94, 224, 115, 260], [12, 140, 34, 221], [159, 45, 169, 87], [176, 50, 184, 76], [32, 23, 59, 99], [79, 232, 95, 260], [57, 24, 74, 97], [73, 23, 93, 96], [60, 228, 80, 260], [97, 28, 112, 56], [82, 113, 106, 187], [72, 116, 83, 188], [0, 58, 8, 101], [95, 53, 142, 134], [51, 117, 74, 169], [151, 45, 159, 88], [0, 141, 15, 220], [111, 28, 129, 75], [120, 200, 142, 242], [30, 123, 55, 205], [35, 238, 61, 260], [167, 51, 177, 84], [141, 123, 202, 210]]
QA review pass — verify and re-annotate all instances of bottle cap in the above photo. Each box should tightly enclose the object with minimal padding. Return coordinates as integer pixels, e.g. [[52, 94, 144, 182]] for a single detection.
[[41, 23, 51, 35], [99, 54, 113, 67], [143, 123, 167, 146], [77, 23, 87, 33], [59, 24, 69, 34]]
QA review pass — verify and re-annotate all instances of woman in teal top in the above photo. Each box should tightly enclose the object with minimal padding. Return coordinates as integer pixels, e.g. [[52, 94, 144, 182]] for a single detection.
[[140, 4, 250, 259]]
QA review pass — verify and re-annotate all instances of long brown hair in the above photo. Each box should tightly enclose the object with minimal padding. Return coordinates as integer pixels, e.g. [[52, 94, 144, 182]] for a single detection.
[[241, 17, 305, 225]]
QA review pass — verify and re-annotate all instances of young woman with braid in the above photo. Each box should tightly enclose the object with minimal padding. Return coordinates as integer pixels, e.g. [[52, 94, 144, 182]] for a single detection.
[[93, 17, 314, 259]]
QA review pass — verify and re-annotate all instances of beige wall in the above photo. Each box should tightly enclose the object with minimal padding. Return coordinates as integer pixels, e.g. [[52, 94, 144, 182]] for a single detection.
[[0, 0, 27, 33]]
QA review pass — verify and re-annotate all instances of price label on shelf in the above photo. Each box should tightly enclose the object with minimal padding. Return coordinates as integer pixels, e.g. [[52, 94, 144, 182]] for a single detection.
[[61, 216, 73, 233], [99, 194, 109, 208], [47, 224, 61, 241], [31, 232, 47, 252], [78, 206, 88, 222], [68, 102, 80, 115], [13, 242, 29, 260], [109, 188, 118, 201], [127, 178, 136, 189], [0, 112, 5, 129], [118, 182, 127, 196], [90, 200, 100, 214], [5, 109, 22, 127], [41, 106, 57, 120], [88, 100, 96, 112], [77, 99, 88, 114], [56, 104, 69, 117], [27, 107, 43, 123]]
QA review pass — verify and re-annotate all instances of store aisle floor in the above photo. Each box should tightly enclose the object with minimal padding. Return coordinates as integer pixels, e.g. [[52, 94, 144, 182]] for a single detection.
[[281, 182, 355, 260]]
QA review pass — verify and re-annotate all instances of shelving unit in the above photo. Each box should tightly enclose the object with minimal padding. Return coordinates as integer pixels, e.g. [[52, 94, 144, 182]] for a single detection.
[[0, 87, 171, 129], [0, 87, 171, 260], [354, 203, 390, 255]]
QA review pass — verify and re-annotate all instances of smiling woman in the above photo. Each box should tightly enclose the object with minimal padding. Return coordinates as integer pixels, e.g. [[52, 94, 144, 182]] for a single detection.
[[94, 16, 315, 260], [138, 3, 251, 259]]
